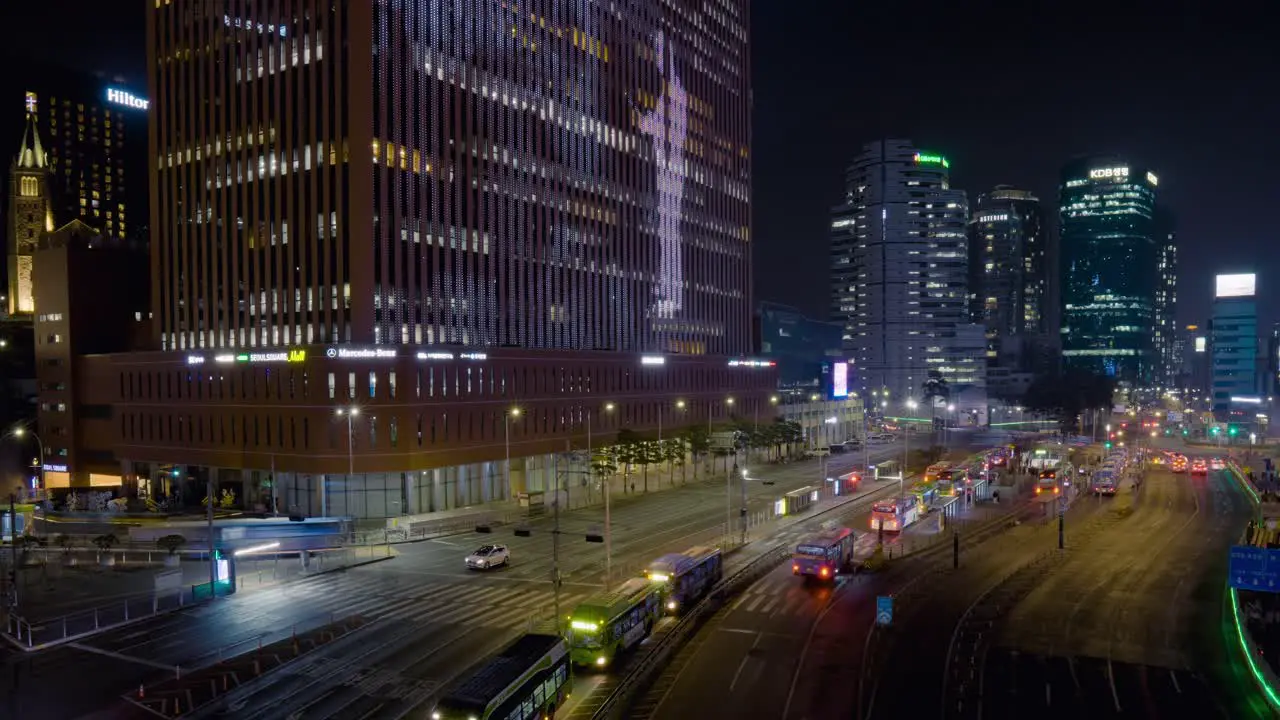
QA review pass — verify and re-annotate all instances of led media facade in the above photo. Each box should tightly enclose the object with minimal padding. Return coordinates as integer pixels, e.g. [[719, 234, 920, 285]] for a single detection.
[[831, 361, 849, 398], [1215, 273, 1256, 299], [150, 1, 751, 355]]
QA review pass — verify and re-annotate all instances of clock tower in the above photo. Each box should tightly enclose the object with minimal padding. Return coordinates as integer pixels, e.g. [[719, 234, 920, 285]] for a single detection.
[[8, 92, 53, 316]]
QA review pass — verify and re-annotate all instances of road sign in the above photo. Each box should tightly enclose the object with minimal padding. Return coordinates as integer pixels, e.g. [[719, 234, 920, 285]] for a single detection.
[[1229, 546, 1280, 593], [876, 596, 893, 625]]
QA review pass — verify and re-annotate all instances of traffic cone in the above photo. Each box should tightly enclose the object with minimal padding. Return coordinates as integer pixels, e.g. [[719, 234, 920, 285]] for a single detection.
[[138, 683, 145, 699]]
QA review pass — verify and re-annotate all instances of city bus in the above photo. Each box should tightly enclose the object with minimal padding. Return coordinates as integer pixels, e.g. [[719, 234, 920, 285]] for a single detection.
[[908, 483, 938, 511], [645, 546, 723, 614], [792, 527, 858, 581], [925, 463, 952, 483], [1090, 469, 1118, 496], [1035, 469, 1061, 496], [430, 633, 570, 720], [870, 496, 920, 533], [566, 577, 662, 668]]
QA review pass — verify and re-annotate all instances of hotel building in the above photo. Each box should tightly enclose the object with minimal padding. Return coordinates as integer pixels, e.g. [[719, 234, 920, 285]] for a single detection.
[[34, 0, 770, 518]]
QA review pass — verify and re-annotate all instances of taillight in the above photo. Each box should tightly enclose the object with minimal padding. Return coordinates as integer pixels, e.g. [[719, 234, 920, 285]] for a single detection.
[[820, 566, 829, 577], [792, 564, 799, 573]]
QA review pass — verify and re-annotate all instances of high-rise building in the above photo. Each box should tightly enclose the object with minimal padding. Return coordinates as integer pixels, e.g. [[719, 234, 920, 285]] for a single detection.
[[33, 0, 772, 519], [967, 185, 1047, 362], [7, 106, 53, 316], [1059, 157, 1159, 384], [830, 139, 983, 403], [1210, 273, 1259, 416], [755, 301, 844, 389], [150, 3, 749, 356], [1153, 207, 1178, 388], [20, 68, 148, 243]]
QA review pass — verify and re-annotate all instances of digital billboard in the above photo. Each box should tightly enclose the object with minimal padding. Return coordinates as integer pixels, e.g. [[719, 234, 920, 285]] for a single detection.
[[1216, 273, 1256, 299], [1195, 337, 1207, 353], [831, 362, 849, 398]]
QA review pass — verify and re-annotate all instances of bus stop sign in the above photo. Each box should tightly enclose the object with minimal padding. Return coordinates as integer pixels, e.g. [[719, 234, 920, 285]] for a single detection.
[[876, 596, 893, 625]]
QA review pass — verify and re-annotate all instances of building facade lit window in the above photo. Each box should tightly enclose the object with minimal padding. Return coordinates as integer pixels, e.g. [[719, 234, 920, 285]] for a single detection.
[[1058, 157, 1158, 385], [830, 139, 985, 401], [966, 185, 1047, 366]]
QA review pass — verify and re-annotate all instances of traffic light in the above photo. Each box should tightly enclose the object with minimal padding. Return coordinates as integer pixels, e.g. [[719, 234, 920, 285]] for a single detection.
[[1105, 441, 1113, 449], [1229, 426, 1238, 437], [1211, 427, 1220, 435]]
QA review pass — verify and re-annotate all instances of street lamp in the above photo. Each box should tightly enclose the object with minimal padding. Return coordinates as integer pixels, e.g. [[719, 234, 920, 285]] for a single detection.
[[505, 407, 522, 496], [10, 426, 45, 492], [334, 407, 360, 478]]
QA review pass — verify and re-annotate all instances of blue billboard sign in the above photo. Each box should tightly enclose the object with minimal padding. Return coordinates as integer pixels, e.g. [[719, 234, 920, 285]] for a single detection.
[[1229, 545, 1280, 593]]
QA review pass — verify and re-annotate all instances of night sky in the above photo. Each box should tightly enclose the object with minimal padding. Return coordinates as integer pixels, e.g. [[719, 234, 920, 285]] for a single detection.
[[4, 1, 1275, 330]]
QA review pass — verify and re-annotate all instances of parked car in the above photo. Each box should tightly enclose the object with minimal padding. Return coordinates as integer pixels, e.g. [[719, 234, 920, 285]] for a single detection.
[[465, 544, 510, 570]]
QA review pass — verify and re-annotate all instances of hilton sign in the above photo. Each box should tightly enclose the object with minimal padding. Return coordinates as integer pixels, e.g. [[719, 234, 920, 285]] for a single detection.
[[106, 88, 149, 111]]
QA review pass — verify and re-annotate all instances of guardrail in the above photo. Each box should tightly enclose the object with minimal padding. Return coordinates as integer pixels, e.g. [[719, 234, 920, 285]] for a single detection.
[[2, 545, 394, 651], [590, 543, 791, 720]]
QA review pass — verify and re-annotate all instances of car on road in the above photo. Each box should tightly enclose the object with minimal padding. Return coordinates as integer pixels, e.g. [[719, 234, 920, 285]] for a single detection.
[[1171, 455, 1188, 473], [465, 544, 510, 570], [1191, 460, 1208, 476], [1210, 457, 1225, 471]]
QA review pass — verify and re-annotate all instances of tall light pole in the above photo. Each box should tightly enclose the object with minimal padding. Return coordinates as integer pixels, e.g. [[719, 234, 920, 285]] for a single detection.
[[597, 402, 615, 589], [11, 427, 44, 494], [334, 407, 360, 517], [505, 407, 522, 497], [904, 399, 918, 496]]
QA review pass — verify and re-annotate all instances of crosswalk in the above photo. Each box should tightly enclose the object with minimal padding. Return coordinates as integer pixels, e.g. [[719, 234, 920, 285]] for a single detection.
[[231, 567, 599, 632]]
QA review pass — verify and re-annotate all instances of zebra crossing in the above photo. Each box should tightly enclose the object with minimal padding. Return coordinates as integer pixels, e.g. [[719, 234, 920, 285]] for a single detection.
[[230, 567, 600, 631]]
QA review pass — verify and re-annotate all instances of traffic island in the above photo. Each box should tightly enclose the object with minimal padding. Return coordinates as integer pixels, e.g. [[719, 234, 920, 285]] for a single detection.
[[121, 614, 369, 718]]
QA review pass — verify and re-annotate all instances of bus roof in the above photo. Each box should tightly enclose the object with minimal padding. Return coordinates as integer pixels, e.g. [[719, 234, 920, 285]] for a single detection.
[[571, 578, 654, 625], [796, 527, 854, 547], [649, 546, 721, 577], [438, 633, 566, 712]]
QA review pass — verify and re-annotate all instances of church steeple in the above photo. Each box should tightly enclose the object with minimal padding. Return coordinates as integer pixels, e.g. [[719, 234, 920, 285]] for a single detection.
[[17, 91, 47, 170]]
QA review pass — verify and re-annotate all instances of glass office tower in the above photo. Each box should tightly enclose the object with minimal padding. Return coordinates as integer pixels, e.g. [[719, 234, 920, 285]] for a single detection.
[[1059, 157, 1158, 384]]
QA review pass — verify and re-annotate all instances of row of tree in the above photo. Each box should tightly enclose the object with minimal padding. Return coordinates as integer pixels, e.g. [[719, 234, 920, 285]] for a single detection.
[[585, 418, 806, 494], [1019, 369, 1116, 432]]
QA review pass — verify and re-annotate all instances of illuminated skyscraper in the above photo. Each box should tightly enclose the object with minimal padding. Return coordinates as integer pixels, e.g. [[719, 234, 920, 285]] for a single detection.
[[1210, 273, 1259, 415], [830, 139, 984, 402], [1059, 156, 1158, 384], [149, 1, 752, 355], [1153, 207, 1178, 387], [967, 185, 1046, 362]]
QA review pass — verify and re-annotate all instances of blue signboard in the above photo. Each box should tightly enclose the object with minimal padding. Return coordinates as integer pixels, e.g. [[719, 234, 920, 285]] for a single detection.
[[876, 596, 893, 625], [1229, 545, 1280, 593]]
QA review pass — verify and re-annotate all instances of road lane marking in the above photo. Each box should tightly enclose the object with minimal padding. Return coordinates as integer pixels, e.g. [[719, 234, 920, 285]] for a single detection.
[[1045, 682, 1051, 706], [68, 642, 179, 672], [720, 628, 758, 635], [729, 631, 763, 692], [1107, 658, 1123, 712], [1169, 670, 1182, 694], [428, 538, 459, 546]]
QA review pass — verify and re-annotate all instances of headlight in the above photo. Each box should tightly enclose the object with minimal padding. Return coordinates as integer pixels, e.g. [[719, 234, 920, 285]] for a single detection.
[[596, 656, 607, 666], [667, 600, 677, 610]]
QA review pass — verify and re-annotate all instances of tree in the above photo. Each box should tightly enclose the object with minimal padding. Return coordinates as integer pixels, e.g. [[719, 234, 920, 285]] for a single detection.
[[663, 438, 688, 484], [156, 534, 187, 556], [921, 370, 950, 442], [1022, 370, 1116, 432], [614, 429, 643, 493], [682, 426, 712, 478]]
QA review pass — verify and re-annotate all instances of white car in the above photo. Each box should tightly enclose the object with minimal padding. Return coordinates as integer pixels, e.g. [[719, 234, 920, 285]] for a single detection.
[[465, 544, 510, 570]]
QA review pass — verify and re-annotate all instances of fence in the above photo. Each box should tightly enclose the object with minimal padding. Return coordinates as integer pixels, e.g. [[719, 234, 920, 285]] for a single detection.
[[1, 544, 393, 651]]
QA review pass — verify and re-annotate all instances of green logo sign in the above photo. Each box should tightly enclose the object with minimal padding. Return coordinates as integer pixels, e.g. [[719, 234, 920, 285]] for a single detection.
[[914, 152, 950, 168]]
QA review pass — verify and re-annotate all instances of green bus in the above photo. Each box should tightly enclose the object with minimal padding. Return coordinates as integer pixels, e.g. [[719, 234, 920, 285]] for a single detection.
[[431, 633, 570, 720], [566, 577, 662, 668]]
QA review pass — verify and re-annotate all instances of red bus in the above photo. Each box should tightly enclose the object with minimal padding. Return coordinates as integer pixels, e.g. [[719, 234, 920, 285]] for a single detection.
[[870, 496, 920, 533], [791, 527, 859, 581]]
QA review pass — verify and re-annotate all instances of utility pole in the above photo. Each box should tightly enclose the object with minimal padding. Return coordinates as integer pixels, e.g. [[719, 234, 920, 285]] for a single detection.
[[952, 529, 959, 569], [206, 475, 216, 593], [1058, 501, 1065, 550], [8, 493, 17, 610]]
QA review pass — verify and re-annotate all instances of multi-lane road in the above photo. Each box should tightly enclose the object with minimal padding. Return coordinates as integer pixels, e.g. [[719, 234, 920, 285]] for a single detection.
[[637, 447, 1265, 720], [0, 441, 910, 719]]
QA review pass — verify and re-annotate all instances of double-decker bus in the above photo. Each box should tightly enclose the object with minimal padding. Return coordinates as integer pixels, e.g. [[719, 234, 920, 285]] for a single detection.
[[1090, 469, 1117, 496], [645, 546, 723, 614], [431, 633, 570, 720], [792, 527, 859, 581], [566, 578, 661, 668], [870, 496, 920, 533]]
